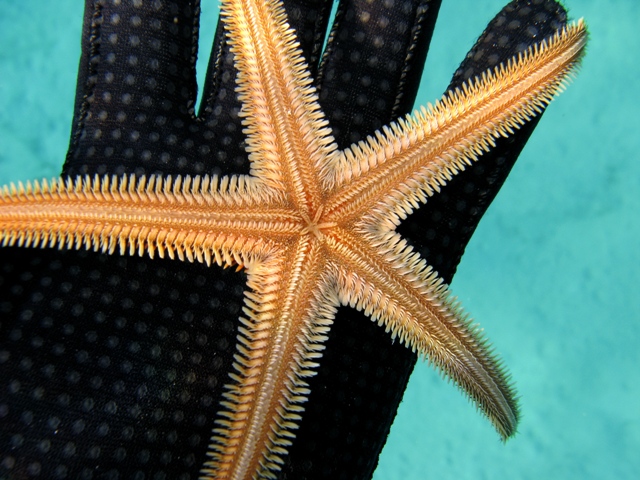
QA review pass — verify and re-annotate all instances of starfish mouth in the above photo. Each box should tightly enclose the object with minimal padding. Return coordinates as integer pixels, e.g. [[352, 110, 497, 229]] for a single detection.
[[299, 206, 337, 240]]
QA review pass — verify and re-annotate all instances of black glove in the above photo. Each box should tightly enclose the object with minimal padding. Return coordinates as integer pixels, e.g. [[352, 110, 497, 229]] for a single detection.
[[0, 0, 568, 478]]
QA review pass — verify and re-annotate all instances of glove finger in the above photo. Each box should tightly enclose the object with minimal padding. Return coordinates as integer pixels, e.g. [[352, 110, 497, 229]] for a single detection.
[[195, 0, 337, 159], [64, 0, 210, 178], [317, 0, 443, 147], [399, 0, 569, 281], [196, 0, 441, 163], [449, 0, 568, 90]]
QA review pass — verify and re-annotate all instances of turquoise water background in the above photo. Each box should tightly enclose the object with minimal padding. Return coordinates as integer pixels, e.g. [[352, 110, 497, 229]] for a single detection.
[[0, 1, 637, 479]]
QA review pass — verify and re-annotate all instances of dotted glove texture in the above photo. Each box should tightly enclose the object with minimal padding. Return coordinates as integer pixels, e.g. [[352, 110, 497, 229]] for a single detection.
[[0, 0, 567, 478]]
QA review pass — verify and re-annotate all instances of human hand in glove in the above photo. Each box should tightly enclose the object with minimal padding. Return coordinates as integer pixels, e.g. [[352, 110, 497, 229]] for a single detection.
[[0, 0, 586, 478]]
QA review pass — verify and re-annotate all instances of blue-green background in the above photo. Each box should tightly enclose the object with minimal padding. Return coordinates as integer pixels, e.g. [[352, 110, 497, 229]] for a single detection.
[[1, 1, 637, 479]]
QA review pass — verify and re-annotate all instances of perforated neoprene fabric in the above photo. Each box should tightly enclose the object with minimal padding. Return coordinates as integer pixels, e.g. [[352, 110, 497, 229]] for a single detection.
[[1, 1, 567, 478]]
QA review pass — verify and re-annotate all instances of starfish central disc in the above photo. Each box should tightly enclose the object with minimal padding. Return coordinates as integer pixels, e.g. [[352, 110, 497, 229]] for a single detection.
[[299, 206, 336, 240]]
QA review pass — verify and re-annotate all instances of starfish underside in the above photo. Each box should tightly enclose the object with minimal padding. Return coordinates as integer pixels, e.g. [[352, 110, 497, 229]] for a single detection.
[[0, 0, 587, 478]]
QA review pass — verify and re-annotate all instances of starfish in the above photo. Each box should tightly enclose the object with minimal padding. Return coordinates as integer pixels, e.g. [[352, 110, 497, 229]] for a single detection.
[[0, 0, 586, 478]]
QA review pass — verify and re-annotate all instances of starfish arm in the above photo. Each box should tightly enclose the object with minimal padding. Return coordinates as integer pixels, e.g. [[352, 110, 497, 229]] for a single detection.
[[0, 174, 299, 267], [328, 227, 518, 439], [222, 0, 338, 213], [202, 239, 338, 479], [322, 20, 588, 224]]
